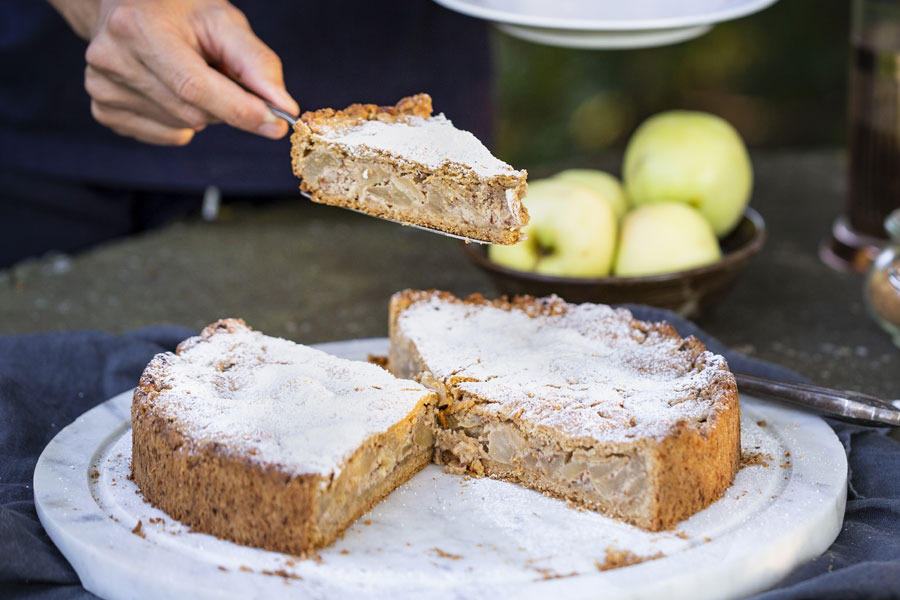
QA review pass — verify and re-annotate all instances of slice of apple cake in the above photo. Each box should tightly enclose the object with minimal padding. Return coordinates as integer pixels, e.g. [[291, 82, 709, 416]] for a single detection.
[[132, 319, 436, 556], [388, 290, 740, 531], [290, 94, 529, 244]]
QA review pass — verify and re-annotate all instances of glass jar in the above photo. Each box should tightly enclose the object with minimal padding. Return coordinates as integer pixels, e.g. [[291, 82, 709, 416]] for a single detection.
[[865, 209, 900, 346]]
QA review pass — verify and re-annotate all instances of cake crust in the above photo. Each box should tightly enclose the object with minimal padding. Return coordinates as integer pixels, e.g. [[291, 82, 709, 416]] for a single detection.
[[388, 290, 741, 531], [290, 94, 529, 245]]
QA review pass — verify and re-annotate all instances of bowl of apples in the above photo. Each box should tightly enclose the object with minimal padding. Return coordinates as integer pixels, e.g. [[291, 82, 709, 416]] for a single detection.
[[464, 110, 766, 318]]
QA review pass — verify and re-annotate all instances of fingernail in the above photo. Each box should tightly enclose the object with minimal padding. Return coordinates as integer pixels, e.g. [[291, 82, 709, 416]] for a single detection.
[[263, 112, 278, 124], [258, 121, 286, 139]]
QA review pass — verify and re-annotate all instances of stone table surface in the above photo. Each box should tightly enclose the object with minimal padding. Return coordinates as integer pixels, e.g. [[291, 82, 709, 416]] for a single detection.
[[1, 150, 898, 405]]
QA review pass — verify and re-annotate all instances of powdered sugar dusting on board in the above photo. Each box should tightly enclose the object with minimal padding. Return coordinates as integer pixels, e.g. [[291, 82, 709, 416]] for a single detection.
[[143, 323, 430, 478], [318, 114, 520, 178], [397, 297, 733, 442]]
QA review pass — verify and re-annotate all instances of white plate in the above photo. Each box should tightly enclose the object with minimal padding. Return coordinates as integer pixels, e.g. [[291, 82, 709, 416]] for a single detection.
[[35, 337, 846, 600], [433, 0, 779, 48]]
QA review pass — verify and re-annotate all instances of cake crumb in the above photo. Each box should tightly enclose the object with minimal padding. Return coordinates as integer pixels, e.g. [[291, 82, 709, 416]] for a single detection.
[[131, 520, 146, 539], [367, 354, 389, 369], [741, 451, 773, 468], [674, 530, 689, 540], [339, 549, 350, 555], [532, 567, 578, 581], [363, 520, 372, 526], [596, 547, 665, 571], [90, 469, 100, 480], [756, 420, 767, 427], [262, 569, 303, 581], [431, 547, 463, 560], [239, 565, 252, 573], [217, 566, 228, 572]]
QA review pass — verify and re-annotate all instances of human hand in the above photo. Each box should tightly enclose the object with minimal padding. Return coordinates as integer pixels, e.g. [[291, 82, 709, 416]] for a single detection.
[[51, 0, 299, 145]]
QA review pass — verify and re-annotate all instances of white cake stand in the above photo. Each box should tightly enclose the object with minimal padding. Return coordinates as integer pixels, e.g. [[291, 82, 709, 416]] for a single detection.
[[432, 0, 780, 48], [35, 337, 846, 600]]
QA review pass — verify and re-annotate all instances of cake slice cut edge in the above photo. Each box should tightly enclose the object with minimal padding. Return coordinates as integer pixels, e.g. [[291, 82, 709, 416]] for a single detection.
[[387, 290, 741, 532], [290, 93, 529, 245], [131, 318, 437, 556]]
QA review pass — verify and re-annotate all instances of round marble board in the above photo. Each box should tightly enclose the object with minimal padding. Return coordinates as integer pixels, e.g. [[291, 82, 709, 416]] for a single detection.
[[35, 338, 847, 600]]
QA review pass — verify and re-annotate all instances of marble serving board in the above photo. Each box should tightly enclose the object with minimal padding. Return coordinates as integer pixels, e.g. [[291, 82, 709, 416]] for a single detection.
[[34, 338, 847, 600]]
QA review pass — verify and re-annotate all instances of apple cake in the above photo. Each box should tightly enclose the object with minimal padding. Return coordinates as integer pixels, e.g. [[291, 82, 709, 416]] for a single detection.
[[131, 319, 436, 556], [290, 93, 529, 244], [388, 290, 740, 531]]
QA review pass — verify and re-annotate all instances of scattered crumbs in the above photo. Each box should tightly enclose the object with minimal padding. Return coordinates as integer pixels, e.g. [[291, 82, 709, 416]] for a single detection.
[[532, 567, 578, 581], [217, 566, 228, 572], [285, 559, 296, 568], [781, 461, 792, 469], [704, 537, 711, 543], [406, 542, 411, 547], [148, 517, 164, 525], [116, 453, 122, 458], [131, 520, 146, 539], [367, 354, 389, 369], [674, 530, 689, 540], [340, 549, 350, 555], [741, 451, 774, 468], [363, 520, 372, 526], [371, 385, 382, 390], [431, 547, 463, 560], [239, 565, 252, 573], [476, 543, 483, 548], [596, 547, 665, 571], [261, 569, 303, 581], [756, 420, 767, 427], [785, 451, 791, 457], [90, 469, 100, 480]]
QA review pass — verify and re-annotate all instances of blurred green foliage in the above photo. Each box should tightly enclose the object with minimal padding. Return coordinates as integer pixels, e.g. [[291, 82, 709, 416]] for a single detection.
[[493, 0, 849, 169]]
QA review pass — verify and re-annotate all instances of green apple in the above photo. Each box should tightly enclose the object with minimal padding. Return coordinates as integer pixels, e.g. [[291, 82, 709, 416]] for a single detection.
[[553, 169, 629, 221], [489, 179, 617, 277], [614, 203, 722, 277], [623, 111, 752, 237]]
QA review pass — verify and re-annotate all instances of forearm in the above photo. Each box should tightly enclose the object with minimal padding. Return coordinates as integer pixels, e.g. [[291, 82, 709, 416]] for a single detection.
[[46, 0, 101, 40]]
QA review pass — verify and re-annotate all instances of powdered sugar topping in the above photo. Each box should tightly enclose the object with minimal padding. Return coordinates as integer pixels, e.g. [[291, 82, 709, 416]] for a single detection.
[[144, 324, 430, 478], [318, 114, 520, 178], [397, 297, 732, 443]]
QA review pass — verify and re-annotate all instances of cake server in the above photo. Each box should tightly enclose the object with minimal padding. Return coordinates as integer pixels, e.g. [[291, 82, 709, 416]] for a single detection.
[[735, 372, 900, 427]]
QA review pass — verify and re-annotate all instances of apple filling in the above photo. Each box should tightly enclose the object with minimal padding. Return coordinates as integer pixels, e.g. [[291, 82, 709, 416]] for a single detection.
[[432, 408, 652, 519], [296, 146, 527, 236], [311, 402, 435, 545]]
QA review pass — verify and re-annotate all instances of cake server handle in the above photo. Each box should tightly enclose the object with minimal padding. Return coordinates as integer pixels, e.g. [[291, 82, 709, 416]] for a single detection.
[[735, 372, 900, 427]]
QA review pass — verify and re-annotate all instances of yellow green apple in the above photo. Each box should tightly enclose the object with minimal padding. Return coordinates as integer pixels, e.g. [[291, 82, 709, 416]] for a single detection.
[[623, 111, 752, 237], [614, 203, 722, 277], [553, 169, 629, 221], [489, 179, 617, 277]]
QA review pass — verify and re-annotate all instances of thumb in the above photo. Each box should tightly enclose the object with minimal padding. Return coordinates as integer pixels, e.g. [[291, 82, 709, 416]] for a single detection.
[[200, 9, 299, 116]]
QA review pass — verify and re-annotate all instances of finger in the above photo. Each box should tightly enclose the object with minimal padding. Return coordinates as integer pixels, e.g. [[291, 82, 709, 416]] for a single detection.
[[86, 35, 220, 130], [86, 65, 212, 130], [90, 100, 196, 146], [143, 32, 289, 139], [199, 7, 299, 116]]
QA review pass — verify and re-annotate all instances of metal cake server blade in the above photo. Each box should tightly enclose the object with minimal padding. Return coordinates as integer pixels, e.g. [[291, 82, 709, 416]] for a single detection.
[[735, 372, 900, 427]]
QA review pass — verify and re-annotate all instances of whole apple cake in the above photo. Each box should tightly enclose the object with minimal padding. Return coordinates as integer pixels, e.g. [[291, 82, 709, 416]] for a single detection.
[[131, 319, 436, 556], [388, 290, 740, 531], [290, 94, 529, 244]]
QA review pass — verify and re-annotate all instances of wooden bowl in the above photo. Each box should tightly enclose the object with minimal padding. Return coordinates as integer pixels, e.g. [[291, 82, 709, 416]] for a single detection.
[[461, 207, 766, 318]]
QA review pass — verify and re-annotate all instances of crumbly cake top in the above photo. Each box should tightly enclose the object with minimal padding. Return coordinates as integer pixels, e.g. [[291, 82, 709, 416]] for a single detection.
[[142, 320, 430, 478], [396, 294, 734, 444], [316, 113, 520, 179]]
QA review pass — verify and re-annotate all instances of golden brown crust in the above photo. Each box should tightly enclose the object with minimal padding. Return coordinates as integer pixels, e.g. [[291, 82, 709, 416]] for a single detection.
[[298, 93, 433, 135], [388, 290, 741, 532]]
